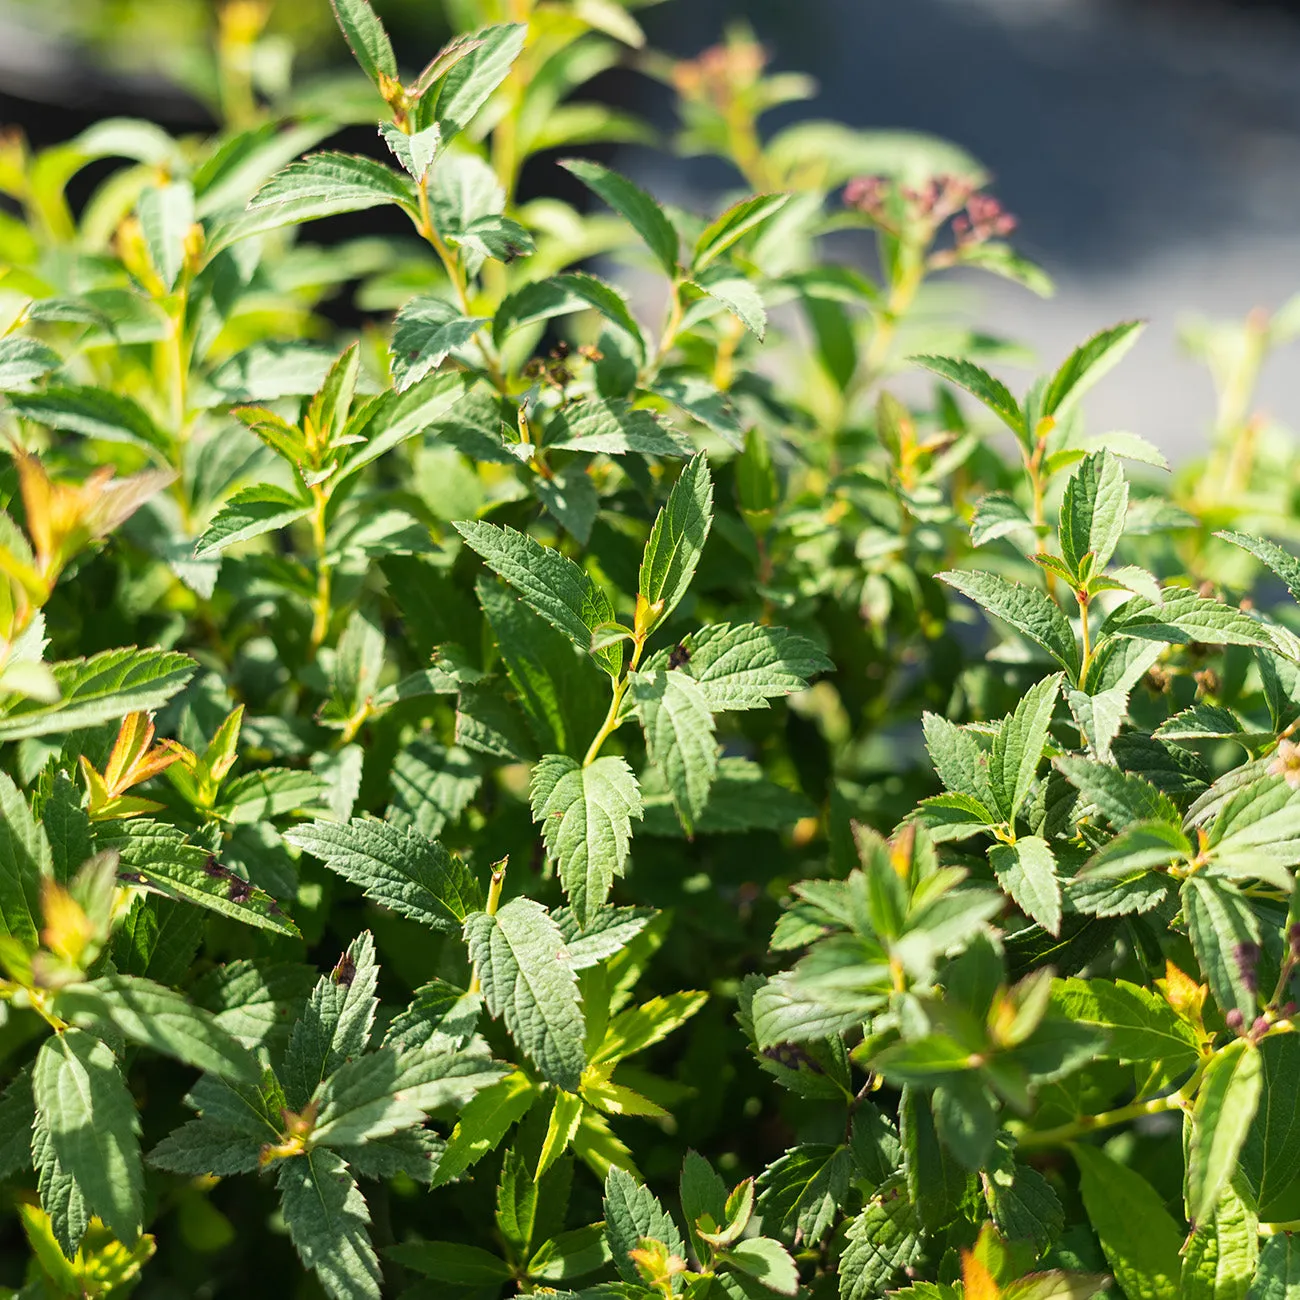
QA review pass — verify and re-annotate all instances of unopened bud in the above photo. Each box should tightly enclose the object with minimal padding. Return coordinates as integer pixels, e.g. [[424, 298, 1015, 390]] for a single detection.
[[1226, 1008, 1245, 1031]]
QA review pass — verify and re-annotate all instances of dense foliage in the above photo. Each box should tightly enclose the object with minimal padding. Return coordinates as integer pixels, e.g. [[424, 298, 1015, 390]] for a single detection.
[[2, 0, 1300, 1297]]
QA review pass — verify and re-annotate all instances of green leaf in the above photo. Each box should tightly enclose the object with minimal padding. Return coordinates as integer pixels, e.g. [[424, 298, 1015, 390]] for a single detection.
[[644, 622, 831, 711], [638, 453, 713, 631], [389, 296, 487, 392], [1182, 1177, 1259, 1300], [639, 756, 813, 837], [336, 1128, 444, 1184], [544, 397, 692, 458], [285, 819, 482, 933], [98, 820, 298, 937], [387, 1240, 512, 1285], [1059, 451, 1128, 576], [692, 194, 790, 271], [1049, 977, 1199, 1071], [1110, 589, 1274, 652], [1240, 1035, 1300, 1220], [311, 1045, 503, 1148], [1043, 320, 1145, 419], [0, 1066, 34, 1182], [530, 754, 643, 927], [561, 158, 680, 277], [54, 975, 260, 1086], [193, 484, 312, 558], [435, 24, 527, 144], [939, 570, 1079, 677], [389, 738, 481, 840], [32, 1108, 89, 1256], [245, 152, 416, 233], [0, 336, 62, 388], [339, 371, 469, 479], [900, 1088, 968, 1233], [990, 673, 1062, 820], [329, 0, 396, 86], [1250, 1234, 1300, 1299], [0, 646, 193, 741], [922, 713, 996, 807], [603, 1166, 685, 1284], [382, 979, 481, 1057], [1188, 1040, 1263, 1228], [495, 1148, 539, 1258], [989, 836, 1061, 935], [552, 904, 654, 969], [838, 1179, 923, 1300], [526, 1223, 612, 1282], [218, 768, 327, 825], [1055, 757, 1181, 828], [1219, 531, 1300, 607], [138, 180, 195, 290], [379, 121, 441, 183], [0, 772, 50, 951], [455, 520, 622, 677], [629, 670, 717, 836], [191, 959, 316, 1053], [33, 1029, 142, 1245], [278, 1149, 381, 1300], [722, 1236, 799, 1296], [1072, 1142, 1182, 1300], [982, 1150, 1063, 1255], [1183, 876, 1263, 1021], [4, 387, 169, 457], [464, 897, 586, 1091], [932, 1072, 998, 1169], [1208, 774, 1300, 873], [493, 272, 647, 356], [756, 1144, 850, 1245], [970, 491, 1035, 548], [694, 274, 767, 339], [475, 575, 607, 757], [532, 463, 600, 544], [911, 356, 1023, 440], [453, 213, 535, 263], [431, 1070, 534, 1187], [282, 931, 378, 1110], [533, 1077, 583, 1172], [681, 1148, 728, 1261], [592, 989, 707, 1066]]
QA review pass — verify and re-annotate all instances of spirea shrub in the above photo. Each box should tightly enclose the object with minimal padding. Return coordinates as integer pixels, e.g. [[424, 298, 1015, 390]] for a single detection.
[[1, 1, 1299, 1296]]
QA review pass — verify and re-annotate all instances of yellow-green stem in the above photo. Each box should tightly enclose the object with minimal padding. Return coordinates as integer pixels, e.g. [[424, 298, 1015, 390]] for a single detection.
[[308, 485, 331, 655], [642, 283, 685, 386], [583, 637, 645, 767], [1078, 593, 1092, 684], [1015, 1091, 1184, 1149]]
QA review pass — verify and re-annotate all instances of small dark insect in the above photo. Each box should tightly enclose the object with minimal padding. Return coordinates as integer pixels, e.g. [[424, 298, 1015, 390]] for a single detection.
[[668, 642, 691, 670], [332, 952, 357, 987]]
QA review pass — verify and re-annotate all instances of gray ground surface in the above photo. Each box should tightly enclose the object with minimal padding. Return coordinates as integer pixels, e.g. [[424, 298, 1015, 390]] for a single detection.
[[642, 0, 1300, 456]]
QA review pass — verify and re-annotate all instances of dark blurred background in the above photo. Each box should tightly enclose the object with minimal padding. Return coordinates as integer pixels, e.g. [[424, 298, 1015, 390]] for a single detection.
[[3, 0, 1300, 453]]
